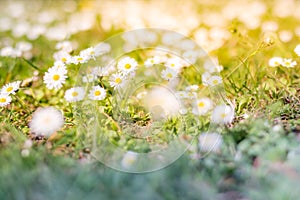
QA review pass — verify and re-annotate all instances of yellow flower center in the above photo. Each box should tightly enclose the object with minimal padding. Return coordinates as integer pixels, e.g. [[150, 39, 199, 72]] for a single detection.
[[0, 98, 6, 103], [171, 63, 175, 67], [166, 73, 173, 79], [198, 102, 205, 107], [115, 78, 122, 84], [212, 80, 219, 85], [125, 63, 131, 69], [6, 87, 13, 92], [61, 57, 67, 62], [221, 113, 227, 118], [151, 59, 154, 63], [77, 57, 83, 61], [53, 74, 60, 81], [72, 92, 78, 97], [94, 90, 101, 96]]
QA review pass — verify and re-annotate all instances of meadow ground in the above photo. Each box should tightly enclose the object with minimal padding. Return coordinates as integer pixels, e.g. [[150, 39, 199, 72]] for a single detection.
[[0, 0, 300, 199]]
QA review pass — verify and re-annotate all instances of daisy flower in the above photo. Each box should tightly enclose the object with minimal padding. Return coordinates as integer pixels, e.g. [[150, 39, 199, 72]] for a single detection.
[[199, 133, 223, 152], [29, 107, 64, 137], [92, 66, 113, 77], [70, 55, 88, 65], [53, 60, 66, 69], [294, 44, 300, 56], [281, 58, 297, 68], [182, 50, 198, 65], [0, 94, 12, 107], [192, 97, 213, 115], [185, 85, 199, 92], [88, 86, 106, 100], [211, 105, 234, 124], [43, 65, 68, 90], [16, 41, 32, 52], [117, 57, 138, 74], [201, 72, 211, 86], [144, 56, 161, 67], [175, 91, 188, 99], [208, 75, 223, 86], [0, 46, 22, 58], [121, 151, 137, 169], [161, 68, 178, 81], [268, 57, 283, 67], [64, 87, 85, 102], [143, 86, 181, 119], [53, 51, 72, 64], [109, 73, 127, 89], [165, 57, 184, 71], [21, 149, 30, 157], [55, 41, 73, 53], [82, 73, 97, 83], [186, 91, 197, 99], [1, 81, 21, 95], [179, 108, 188, 115], [80, 47, 96, 60]]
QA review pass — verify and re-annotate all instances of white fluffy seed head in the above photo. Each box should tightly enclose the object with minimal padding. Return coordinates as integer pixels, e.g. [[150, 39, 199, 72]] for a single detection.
[[29, 107, 64, 137]]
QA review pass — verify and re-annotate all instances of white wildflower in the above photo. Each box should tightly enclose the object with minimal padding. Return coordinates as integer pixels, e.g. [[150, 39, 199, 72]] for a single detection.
[[192, 97, 213, 115], [64, 87, 85, 102], [88, 85, 106, 101], [211, 105, 234, 124], [29, 107, 64, 137]]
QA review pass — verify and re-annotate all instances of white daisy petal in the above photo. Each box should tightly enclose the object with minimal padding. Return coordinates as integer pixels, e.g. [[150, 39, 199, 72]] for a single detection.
[[117, 57, 138, 74], [161, 68, 178, 81], [64, 87, 85, 102], [281, 58, 297, 68], [1, 81, 21, 95], [211, 105, 234, 124], [109, 73, 127, 89], [294, 44, 300, 56], [268, 57, 283, 67], [144, 56, 162, 67], [43, 65, 68, 90], [192, 97, 213, 115], [165, 57, 184, 71], [0, 94, 12, 107], [208, 75, 223, 86], [88, 85, 106, 100]]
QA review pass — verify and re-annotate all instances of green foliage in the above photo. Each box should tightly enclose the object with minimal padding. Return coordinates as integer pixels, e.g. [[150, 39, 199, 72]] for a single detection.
[[1, 0, 300, 199]]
